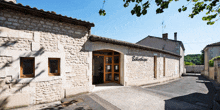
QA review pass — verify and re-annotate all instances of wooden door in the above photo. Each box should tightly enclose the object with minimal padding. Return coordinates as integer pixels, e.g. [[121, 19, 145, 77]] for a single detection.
[[103, 51, 120, 83], [113, 52, 120, 83], [104, 56, 113, 83]]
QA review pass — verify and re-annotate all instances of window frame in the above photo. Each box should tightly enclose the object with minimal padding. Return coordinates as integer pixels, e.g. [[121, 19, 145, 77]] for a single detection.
[[48, 58, 60, 76], [154, 56, 157, 79], [20, 57, 35, 78]]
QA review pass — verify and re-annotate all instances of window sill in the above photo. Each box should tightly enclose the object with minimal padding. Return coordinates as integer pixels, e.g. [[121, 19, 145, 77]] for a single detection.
[[17, 76, 62, 84], [48, 73, 60, 76]]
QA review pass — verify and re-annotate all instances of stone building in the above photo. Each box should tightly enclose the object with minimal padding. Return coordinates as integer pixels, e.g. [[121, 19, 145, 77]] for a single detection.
[[136, 33, 185, 76], [203, 41, 220, 76], [0, 0, 182, 108]]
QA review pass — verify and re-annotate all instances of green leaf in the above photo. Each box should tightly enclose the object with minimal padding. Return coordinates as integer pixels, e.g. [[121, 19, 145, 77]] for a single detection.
[[142, 9, 147, 15], [131, 10, 135, 15], [178, 8, 181, 12], [182, 7, 187, 11]]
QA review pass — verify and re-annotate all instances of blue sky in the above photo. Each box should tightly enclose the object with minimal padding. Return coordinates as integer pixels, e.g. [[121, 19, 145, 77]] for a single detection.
[[18, 0, 220, 55]]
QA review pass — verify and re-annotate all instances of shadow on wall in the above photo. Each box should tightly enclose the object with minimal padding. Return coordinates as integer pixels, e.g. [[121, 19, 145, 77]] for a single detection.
[[0, 46, 45, 109], [164, 74, 216, 110], [0, 8, 90, 108]]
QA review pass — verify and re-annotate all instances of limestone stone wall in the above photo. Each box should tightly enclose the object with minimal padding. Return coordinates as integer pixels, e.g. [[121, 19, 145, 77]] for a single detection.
[[4, 0, 17, 3], [0, 56, 12, 77], [0, 56, 12, 67], [209, 67, 215, 80], [185, 65, 204, 73], [125, 47, 180, 86], [0, 8, 91, 107], [0, 37, 32, 51], [35, 79, 62, 104]]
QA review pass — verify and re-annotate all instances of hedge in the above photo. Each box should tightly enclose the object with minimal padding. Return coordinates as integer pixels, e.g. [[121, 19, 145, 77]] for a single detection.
[[209, 56, 220, 67], [185, 62, 195, 65]]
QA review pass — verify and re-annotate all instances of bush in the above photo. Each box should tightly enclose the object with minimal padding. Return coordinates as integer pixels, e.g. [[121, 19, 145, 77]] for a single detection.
[[209, 56, 220, 67], [185, 62, 195, 65]]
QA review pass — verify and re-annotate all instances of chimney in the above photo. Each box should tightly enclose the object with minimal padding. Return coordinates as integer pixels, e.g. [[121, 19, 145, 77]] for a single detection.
[[162, 33, 168, 40], [3, 0, 16, 3], [174, 32, 177, 41]]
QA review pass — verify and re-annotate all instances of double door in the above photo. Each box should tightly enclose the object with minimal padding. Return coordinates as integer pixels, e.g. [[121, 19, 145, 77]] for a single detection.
[[104, 54, 120, 83]]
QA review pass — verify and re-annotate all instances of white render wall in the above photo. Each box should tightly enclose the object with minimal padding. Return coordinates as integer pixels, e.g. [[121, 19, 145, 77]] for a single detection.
[[136, 37, 185, 76], [86, 41, 180, 86]]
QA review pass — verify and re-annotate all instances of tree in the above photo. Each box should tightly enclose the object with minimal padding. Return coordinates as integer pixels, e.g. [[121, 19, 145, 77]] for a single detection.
[[99, 0, 220, 25], [184, 54, 203, 65], [200, 51, 204, 65]]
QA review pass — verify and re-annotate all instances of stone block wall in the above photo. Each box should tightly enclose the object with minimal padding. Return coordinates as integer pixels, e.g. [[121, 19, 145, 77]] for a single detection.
[[0, 37, 32, 51], [209, 67, 215, 80], [0, 8, 91, 107], [35, 79, 62, 104], [185, 65, 204, 73], [214, 59, 220, 83]]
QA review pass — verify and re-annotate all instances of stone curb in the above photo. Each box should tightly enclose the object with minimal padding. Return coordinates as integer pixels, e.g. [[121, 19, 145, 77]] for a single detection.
[[139, 77, 181, 88]]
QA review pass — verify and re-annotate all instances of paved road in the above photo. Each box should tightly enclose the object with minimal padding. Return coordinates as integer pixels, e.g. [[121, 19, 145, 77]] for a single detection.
[[15, 73, 215, 110], [92, 73, 215, 110], [142, 73, 216, 110]]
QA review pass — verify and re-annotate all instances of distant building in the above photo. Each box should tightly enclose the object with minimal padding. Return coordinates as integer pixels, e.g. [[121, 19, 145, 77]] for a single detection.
[[136, 33, 185, 75], [203, 42, 220, 75]]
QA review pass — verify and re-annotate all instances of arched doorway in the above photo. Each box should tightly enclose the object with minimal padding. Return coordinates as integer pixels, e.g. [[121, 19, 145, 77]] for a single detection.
[[92, 50, 120, 84]]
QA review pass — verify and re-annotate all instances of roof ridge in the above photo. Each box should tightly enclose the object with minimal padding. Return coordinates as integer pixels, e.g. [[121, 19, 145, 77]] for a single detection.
[[136, 35, 185, 51], [0, 0, 95, 27], [203, 41, 220, 51], [90, 35, 181, 57]]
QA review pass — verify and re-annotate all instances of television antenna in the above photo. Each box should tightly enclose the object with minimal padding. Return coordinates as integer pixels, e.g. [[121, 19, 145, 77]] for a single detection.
[[162, 16, 166, 34]]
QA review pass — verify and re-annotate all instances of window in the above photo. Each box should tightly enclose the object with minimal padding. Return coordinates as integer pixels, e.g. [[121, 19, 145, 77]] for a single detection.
[[48, 58, 60, 76], [154, 56, 157, 78], [20, 57, 35, 78]]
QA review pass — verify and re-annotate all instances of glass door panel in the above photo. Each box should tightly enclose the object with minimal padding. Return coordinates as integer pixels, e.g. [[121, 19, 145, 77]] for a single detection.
[[104, 56, 113, 83], [106, 73, 112, 81], [105, 65, 112, 72], [114, 73, 119, 81], [114, 65, 119, 72], [103, 53, 120, 83], [114, 56, 119, 63], [106, 57, 112, 63]]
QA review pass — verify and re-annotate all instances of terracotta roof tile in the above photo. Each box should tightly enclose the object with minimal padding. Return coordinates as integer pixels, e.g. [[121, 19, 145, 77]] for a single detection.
[[89, 35, 181, 57]]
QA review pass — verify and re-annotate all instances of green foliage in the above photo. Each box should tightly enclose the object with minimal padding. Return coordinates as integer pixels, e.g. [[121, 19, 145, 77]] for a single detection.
[[99, 0, 220, 25], [209, 59, 214, 67], [185, 61, 195, 65], [209, 56, 220, 67], [99, 9, 106, 16], [184, 54, 203, 65]]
